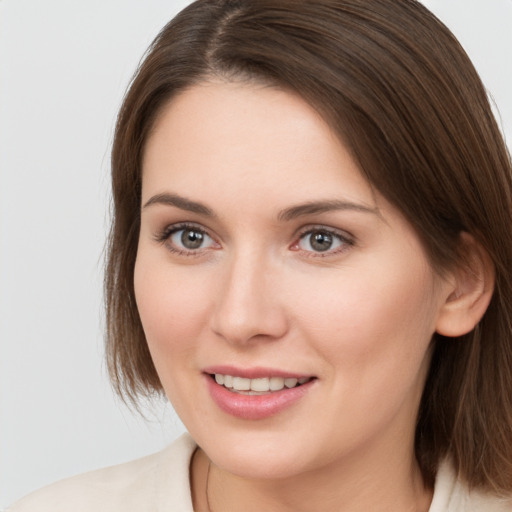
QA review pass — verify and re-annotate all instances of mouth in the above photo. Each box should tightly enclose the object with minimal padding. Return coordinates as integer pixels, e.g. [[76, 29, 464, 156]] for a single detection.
[[204, 368, 317, 420], [208, 373, 315, 395]]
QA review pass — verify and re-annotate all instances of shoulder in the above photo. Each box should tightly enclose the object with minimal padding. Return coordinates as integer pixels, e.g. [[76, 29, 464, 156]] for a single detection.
[[430, 459, 512, 512], [7, 433, 197, 512]]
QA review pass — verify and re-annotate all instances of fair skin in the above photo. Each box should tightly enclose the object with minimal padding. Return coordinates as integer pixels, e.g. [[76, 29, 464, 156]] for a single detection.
[[134, 81, 487, 512]]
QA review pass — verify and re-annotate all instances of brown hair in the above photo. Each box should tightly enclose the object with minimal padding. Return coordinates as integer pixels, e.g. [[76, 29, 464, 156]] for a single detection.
[[106, 0, 512, 493]]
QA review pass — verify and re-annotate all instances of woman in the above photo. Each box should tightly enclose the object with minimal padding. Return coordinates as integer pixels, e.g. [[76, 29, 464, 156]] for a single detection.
[[9, 0, 512, 510]]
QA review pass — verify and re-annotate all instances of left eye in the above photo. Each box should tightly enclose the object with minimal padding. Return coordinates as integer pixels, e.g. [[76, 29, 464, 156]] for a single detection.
[[297, 229, 347, 253], [170, 227, 216, 251]]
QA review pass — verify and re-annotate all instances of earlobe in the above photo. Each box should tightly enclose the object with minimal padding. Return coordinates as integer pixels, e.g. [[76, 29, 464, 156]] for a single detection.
[[435, 233, 495, 338]]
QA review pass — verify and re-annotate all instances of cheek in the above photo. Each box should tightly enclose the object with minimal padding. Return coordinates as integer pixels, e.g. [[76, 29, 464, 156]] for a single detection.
[[133, 252, 217, 418], [133, 251, 211, 364], [291, 258, 438, 387], [286, 263, 438, 450]]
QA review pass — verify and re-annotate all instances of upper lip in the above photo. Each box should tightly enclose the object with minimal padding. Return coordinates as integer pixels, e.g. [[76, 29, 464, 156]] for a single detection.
[[203, 365, 314, 380]]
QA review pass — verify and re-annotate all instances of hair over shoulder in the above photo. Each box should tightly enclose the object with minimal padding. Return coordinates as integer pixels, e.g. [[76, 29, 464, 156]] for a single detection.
[[105, 0, 512, 494]]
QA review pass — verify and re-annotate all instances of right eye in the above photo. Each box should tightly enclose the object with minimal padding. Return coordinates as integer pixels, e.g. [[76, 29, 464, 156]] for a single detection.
[[156, 224, 219, 255]]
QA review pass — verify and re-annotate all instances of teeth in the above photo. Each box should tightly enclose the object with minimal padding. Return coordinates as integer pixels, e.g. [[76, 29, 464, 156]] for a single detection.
[[251, 378, 270, 392], [232, 377, 251, 391], [284, 378, 298, 388], [213, 374, 311, 393], [269, 377, 285, 391]]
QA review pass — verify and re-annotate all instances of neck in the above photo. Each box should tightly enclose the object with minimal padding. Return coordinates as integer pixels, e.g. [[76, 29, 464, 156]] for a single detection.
[[191, 440, 433, 512]]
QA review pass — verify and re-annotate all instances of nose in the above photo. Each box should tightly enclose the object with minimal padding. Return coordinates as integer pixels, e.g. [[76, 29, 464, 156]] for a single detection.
[[210, 249, 289, 346]]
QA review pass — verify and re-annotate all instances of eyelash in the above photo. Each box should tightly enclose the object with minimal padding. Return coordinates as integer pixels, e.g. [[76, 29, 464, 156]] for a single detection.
[[292, 226, 355, 257], [154, 222, 218, 257], [154, 223, 355, 257]]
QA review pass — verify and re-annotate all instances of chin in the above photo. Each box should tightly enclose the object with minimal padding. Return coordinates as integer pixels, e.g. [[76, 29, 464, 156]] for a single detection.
[[192, 425, 325, 481]]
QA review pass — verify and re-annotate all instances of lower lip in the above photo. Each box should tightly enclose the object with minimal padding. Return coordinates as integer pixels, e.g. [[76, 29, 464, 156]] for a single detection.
[[205, 375, 315, 420]]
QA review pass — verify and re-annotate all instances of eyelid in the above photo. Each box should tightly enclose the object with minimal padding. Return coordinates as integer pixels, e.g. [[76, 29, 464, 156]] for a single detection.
[[154, 222, 220, 255], [290, 225, 355, 255]]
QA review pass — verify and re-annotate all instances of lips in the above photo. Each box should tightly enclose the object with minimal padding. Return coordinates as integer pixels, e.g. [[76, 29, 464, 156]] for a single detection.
[[204, 366, 316, 420]]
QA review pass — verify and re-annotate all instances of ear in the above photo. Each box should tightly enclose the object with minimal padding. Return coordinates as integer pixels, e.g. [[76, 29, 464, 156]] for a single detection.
[[435, 233, 495, 337]]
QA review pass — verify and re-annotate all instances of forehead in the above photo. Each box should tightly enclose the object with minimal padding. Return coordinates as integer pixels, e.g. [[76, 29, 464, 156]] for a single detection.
[[142, 81, 377, 211]]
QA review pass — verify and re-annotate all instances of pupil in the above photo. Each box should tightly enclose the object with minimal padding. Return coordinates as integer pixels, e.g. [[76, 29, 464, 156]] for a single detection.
[[311, 232, 332, 252], [181, 229, 203, 249]]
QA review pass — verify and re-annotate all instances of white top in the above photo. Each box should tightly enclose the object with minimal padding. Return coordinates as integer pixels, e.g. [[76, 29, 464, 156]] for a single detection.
[[7, 433, 512, 511]]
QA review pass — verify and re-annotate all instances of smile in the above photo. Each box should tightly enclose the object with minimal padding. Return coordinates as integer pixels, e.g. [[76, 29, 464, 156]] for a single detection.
[[213, 374, 312, 394], [205, 371, 317, 420]]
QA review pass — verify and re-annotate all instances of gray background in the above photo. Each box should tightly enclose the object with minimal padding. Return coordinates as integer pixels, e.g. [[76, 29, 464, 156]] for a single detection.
[[1, 0, 511, 506]]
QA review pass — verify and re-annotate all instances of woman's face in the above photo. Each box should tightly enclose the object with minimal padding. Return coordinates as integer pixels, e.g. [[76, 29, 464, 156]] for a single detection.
[[135, 81, 452, 479]]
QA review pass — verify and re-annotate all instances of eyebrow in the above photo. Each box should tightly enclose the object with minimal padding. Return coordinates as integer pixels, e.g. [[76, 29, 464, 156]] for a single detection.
[[142, 193, 379, 221], [277, 199, 379, 221], [142, 193, 215, 217]]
